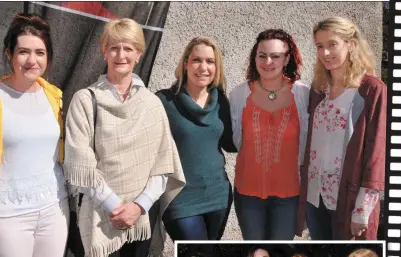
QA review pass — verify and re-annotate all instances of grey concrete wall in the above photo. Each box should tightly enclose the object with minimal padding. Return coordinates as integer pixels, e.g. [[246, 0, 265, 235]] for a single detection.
[[148, 2, 383, 256]]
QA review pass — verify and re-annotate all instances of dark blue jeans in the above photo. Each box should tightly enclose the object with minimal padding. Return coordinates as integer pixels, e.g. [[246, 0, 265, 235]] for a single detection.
[[305, 196, 336, 240], [234, 188, 298, 240], [164, 186, 232, 241], [164, 207, 230, 241]]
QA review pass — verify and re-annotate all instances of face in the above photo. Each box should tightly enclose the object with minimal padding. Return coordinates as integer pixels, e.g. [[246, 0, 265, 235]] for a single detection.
[[255, 39, 290, 81], [104, 41, 142, 76], [8, 34, 48, 82], [253, 249, 270, 257], [314, 29, 352, 72], [184, 44, 216, 90]]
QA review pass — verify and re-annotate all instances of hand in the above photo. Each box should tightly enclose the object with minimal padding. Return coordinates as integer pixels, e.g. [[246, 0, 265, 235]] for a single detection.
[[350, 222, 368, 237], [109, 202, 143, 230]]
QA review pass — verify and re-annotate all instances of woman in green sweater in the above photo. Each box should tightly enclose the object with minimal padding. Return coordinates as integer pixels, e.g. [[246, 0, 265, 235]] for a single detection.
[[156, 36, 237, 240]]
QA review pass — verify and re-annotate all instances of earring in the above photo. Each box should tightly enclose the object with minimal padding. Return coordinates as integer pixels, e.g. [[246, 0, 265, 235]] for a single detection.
[[349, 52, 355, 63]]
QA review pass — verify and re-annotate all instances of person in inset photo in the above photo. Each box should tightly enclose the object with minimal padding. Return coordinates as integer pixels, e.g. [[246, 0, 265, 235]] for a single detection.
[[247, 247, 270, 257], [230, 28, 310, 240], [296, 16, 386, 240], [348, 248, 379, 257]]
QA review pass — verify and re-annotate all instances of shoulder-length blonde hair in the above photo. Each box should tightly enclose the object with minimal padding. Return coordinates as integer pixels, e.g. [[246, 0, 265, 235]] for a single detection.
[[312, 16, 375, 93], [348, 248, 378, 257], [173, 36, 226, 94]]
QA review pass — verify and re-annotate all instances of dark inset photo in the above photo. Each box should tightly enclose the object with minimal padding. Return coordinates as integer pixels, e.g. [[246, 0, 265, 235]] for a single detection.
[[176, 242, 384, 257]]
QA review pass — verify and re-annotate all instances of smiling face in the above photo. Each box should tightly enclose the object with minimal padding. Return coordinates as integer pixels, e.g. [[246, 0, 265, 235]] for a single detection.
[[255, 39, 290, 81], [184, 43, 216, 90], [104, 41, 142, 76], [314, 29, 352, 72], [9, 34, 48, 82]]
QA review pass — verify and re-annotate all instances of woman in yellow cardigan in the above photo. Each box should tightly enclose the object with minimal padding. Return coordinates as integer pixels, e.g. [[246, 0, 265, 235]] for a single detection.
[[0, 13, 68, 257]]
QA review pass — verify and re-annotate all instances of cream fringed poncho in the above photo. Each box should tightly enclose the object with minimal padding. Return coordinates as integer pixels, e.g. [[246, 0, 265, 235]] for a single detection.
[[64, 75, 186, 257]]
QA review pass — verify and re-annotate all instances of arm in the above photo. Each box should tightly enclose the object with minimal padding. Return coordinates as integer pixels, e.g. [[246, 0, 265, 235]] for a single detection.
[[351, 80, 386, 234], [229, 86, 242, 151], [351, 187, 380, 224], [219, 91, 237, 153], [64, 90, 121, 213], [134, 174, 168, 214], [361, 81, 386, 190]]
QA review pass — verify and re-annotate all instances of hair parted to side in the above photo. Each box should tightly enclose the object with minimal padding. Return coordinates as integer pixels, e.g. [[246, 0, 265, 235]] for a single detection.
[[247, 247, 270, 257], [173, 36, 226, 94], [247, 29, 303, 83], [348, 248, 379, 257], [312, 16, 376, 93], [3, 13, 53, 71], [101, 18, 145, 54]]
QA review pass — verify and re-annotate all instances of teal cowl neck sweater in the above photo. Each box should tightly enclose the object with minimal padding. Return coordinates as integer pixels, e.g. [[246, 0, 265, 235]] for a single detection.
[[156, 86, 236, 221]]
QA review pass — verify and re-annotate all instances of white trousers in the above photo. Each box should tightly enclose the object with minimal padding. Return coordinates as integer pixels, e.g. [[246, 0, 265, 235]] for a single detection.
[[0, 198, 70, 257]]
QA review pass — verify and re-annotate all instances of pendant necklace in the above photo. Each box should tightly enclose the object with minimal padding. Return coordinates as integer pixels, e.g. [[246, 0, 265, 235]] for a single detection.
[[258, 80, 285, 100]]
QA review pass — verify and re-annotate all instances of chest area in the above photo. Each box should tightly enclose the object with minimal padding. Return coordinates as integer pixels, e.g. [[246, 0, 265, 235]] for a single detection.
[[165, 100, 224, 142], [2, 101, 59, 148]]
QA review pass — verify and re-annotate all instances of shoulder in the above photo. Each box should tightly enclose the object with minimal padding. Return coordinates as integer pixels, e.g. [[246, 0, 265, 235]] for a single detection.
[[37, 77, 63, 98], [292, 80, 311, 92], [292, 80, 311, 98], [358, 73, 387, 97], [69, 88, 93, 110], [229, 81, 250, 98], [155, 88, 176, 104]]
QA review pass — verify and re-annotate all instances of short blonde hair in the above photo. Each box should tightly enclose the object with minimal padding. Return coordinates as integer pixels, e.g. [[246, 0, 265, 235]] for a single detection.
[[101, 18, 145, 53], [173, 36, 226, 94], [312, 16, 375, 93], [348, 248, 379, 257]]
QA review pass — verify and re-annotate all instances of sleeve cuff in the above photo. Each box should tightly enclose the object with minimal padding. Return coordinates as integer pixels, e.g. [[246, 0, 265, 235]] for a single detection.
[[102, 192, 121, 213], [351, 211, 369, 225], [134, 193, 154, 214]]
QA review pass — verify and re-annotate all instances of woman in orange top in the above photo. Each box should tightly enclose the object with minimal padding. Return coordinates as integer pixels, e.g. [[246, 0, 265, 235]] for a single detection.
[[229, 29, 310, 240]]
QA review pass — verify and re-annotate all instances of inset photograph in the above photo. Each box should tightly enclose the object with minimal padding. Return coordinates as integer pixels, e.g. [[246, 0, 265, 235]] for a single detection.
[[176, 242, 384, 257]]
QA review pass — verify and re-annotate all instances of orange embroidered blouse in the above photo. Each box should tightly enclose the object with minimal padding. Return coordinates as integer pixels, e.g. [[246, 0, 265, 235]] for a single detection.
[[234, 82, 300, 199]]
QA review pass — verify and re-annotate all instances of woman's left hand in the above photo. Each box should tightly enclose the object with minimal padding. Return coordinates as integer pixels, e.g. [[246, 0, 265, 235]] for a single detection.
[[350, 222, 368, 237], [109, 202, 143, 230]]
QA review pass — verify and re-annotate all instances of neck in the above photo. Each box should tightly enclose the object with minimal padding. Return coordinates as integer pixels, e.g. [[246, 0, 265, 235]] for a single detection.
[[185, 83, 208, 101], [259, 75, 284, 90], [7, 74, 40, 93], [106, 72, 132, 93], [328, 63, 347, 88]]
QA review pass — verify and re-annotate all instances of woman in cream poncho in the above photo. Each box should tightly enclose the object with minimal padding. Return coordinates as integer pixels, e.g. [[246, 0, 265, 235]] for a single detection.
[[64, 18, 185, 257]]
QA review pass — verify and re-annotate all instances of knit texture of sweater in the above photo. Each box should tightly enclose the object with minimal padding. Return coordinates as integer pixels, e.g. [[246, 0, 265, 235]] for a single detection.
[[156, 86, 236, 221]]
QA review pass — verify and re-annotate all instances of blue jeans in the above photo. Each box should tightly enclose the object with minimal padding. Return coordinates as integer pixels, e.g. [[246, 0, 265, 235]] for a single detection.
[[305, 196, 336, 240], [234, 188, 298, 240]]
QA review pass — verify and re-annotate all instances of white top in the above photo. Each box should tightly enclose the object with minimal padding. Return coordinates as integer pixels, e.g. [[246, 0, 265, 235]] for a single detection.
[[229, 80, 310, 171], [307, 88, 379, 224], [0, 82, 68, 217]]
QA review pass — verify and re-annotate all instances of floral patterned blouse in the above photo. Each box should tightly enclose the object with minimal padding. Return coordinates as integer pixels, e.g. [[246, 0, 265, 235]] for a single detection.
[[307, 87, 379, 225]]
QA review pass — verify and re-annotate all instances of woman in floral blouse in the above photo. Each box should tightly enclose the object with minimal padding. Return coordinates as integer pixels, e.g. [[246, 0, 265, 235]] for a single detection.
[[296, 16, 386, 240]]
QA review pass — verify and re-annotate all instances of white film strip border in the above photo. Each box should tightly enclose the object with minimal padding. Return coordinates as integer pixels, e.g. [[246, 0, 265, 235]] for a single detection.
[[388, 1, 401, 256]]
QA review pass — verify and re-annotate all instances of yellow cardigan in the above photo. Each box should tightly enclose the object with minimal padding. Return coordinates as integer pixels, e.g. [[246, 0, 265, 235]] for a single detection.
[[0, 74, 64, 163]]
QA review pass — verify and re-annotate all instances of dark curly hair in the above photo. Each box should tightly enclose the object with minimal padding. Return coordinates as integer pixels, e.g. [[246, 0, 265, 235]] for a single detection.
[[246, 29, 302, 83]]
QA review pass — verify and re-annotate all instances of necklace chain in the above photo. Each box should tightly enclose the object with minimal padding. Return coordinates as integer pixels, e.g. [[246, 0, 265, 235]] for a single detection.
[[258, 80, 285, 100]]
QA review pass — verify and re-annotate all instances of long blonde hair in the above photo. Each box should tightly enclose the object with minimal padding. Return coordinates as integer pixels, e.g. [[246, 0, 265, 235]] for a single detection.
[[312, 16, 375, 93], [173, 36, 226, 94], [348, 248, 379, 257]]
